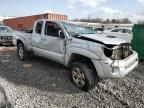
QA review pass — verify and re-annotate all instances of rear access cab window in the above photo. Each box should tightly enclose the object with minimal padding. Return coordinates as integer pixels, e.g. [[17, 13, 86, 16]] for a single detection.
[[35, 21, 43, 34]]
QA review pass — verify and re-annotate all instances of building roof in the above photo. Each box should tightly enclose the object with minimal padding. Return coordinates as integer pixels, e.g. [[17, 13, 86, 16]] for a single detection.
[[0, 16, 14, 21]]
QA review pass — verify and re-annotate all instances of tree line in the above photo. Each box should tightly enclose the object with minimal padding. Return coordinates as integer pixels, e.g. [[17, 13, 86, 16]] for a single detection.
[[73, 18, 132, 24]]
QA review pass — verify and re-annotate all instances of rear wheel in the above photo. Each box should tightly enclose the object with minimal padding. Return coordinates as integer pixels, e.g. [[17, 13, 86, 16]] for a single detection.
[[70, 62, 99, 91], [17, 43, 28, 61]]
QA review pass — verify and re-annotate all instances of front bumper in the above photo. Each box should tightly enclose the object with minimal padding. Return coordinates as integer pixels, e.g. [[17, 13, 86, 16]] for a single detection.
[[0, 40, 13, 45], [94, 51, 138, 79], [0, 37, 13, 45]]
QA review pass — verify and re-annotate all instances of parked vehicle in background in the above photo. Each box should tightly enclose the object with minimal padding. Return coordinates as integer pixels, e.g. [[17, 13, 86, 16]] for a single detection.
[[103, 27, 132, 42], [95, 28, 104, 34], [0, 25, 15, 46], [15, 19, 138, 91]]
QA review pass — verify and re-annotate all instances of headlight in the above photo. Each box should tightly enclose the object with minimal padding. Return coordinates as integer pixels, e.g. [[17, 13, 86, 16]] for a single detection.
[[111, 48, 123, 60], [104, 47, 122, 60]]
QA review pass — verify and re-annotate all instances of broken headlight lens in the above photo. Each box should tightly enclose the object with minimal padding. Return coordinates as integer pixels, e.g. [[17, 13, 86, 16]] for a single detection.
[[111, 47, 123, 60]]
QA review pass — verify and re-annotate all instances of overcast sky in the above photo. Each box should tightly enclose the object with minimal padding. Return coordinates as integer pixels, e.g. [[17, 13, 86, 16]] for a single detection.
[[0, 0, 144, 22]]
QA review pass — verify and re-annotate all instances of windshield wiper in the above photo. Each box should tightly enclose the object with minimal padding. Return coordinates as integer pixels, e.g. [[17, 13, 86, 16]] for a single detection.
[[72, 34, 81, 37], [72, 33, 96, 37], [84, 32, 96, 34]]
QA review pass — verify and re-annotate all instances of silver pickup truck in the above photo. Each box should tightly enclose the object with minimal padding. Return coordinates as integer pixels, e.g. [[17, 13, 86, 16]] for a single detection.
[[16, 19, 138, 91]]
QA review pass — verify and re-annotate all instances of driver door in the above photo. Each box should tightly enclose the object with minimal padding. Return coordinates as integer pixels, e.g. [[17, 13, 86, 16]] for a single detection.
[[40, 21, 66, 64]]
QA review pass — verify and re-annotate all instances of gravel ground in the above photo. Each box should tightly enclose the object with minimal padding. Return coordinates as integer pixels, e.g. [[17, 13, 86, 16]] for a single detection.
[[0, 47, 144, 108]]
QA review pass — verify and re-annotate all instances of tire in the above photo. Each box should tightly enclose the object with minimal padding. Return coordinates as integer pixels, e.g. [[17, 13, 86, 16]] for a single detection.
[[69, 62, 99, 91], [17, 43, 28, 61]]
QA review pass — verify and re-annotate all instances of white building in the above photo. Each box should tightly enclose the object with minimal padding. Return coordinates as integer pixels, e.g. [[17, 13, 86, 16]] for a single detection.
[[75, 21, 133, 29]]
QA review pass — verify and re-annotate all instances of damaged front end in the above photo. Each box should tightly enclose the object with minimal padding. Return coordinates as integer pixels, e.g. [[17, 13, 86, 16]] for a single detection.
[[104, 43, 133, 60], [99, 43, 138, 78]]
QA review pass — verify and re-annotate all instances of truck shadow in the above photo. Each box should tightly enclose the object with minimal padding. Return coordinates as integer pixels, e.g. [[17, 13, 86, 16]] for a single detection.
[[0, 51, 82, 94]]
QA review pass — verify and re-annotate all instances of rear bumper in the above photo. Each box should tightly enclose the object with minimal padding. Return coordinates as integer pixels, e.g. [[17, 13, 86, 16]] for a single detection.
[[93, 51, 138, 79]]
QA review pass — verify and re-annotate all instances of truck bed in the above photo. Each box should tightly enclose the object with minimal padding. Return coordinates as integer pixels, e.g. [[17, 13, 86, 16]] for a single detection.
[[15, 30, 32, 51]]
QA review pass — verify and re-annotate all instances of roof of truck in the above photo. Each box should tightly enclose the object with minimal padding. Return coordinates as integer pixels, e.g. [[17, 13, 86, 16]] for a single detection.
[[36, 19, 78, 24]]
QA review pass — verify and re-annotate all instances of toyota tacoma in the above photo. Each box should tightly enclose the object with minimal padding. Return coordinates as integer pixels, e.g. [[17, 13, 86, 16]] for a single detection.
[[16, 19, 138, 91]]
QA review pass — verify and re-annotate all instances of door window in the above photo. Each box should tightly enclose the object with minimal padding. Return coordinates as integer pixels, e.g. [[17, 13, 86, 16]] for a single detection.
[[45, 22, 61, 37], [35, 21, 43, 34]]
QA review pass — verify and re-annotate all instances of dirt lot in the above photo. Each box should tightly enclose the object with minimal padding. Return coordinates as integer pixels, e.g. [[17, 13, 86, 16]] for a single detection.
[[0, 47, 144, 108]]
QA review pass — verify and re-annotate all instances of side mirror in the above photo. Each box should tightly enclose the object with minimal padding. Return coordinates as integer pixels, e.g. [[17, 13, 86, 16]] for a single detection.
[[58, 30, 65, 38]]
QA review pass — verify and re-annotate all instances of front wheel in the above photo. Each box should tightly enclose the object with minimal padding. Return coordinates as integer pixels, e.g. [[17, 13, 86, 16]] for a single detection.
[[70, 62, 99, 91]]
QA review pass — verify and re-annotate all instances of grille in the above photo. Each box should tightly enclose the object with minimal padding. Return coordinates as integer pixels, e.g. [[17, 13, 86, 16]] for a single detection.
[[1, 36, 12, 41], [119, 43, 132, 58]]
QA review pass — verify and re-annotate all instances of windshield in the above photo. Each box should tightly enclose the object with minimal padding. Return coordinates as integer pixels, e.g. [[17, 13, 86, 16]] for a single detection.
[[61, 22, 97, 37]]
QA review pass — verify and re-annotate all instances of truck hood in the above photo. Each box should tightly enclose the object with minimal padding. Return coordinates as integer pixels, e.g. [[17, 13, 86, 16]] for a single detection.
[[74, 34, 128, 45]]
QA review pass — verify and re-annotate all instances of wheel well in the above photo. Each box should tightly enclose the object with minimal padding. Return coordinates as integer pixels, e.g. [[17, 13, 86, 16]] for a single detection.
[[17, 39, 23, 47], [17, 39, 32, 53], [68, 53, 96, 71]]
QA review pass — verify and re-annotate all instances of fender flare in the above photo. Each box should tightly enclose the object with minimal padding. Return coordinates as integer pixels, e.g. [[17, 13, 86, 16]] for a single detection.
[[65, 47, 105, 78]]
